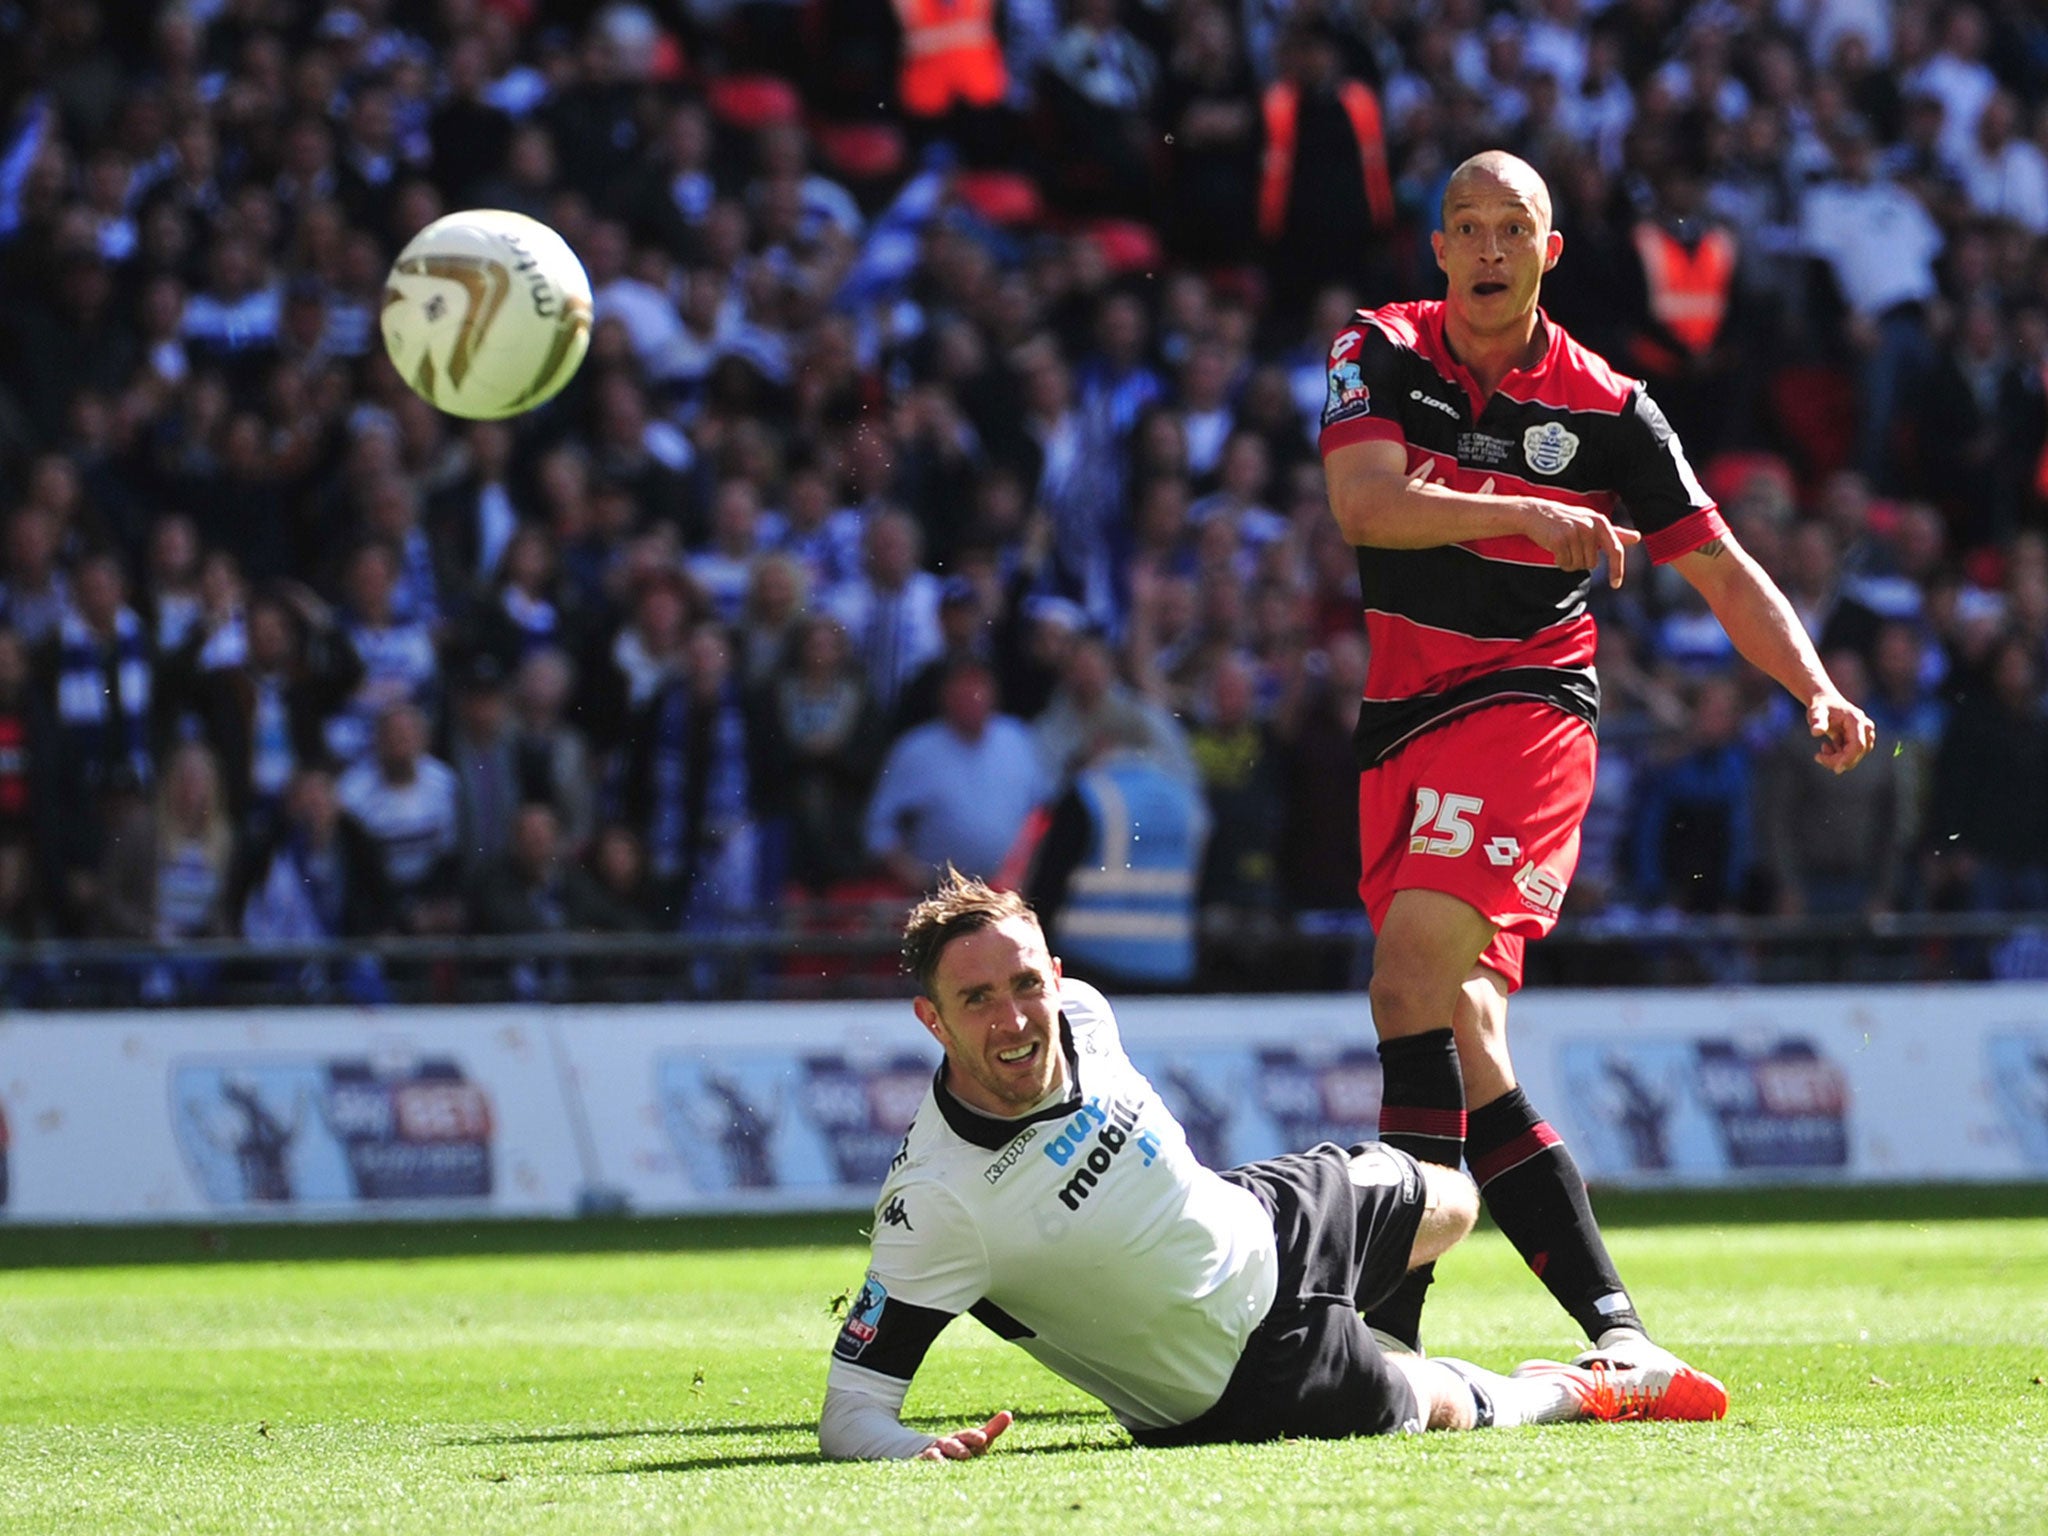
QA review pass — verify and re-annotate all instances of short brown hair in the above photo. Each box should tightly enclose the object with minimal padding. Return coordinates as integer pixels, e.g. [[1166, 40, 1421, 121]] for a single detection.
[[901, 867, 1038, 998]]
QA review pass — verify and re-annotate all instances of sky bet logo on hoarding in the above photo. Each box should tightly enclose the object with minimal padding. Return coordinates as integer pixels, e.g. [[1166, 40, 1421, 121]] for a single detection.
[[1559, 1037, 1849, 1178], [800, 1054, 934, 1187], [172, 1057, 492, 1207]]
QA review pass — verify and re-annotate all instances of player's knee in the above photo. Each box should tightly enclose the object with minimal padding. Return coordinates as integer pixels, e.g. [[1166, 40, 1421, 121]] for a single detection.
[[1404, 1162, 1478, 1271], [1367, 960, 1447, 1038], [1425, 1163, 1479, 1238]]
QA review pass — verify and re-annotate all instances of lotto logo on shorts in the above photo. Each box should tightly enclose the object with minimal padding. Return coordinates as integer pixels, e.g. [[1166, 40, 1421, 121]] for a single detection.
[[1514, 860, 1566, 915]]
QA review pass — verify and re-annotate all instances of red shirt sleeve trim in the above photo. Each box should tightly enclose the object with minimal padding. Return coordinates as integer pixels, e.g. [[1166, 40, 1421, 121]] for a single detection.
[[1641, 505, 1728, 565], [1319, 415, 1405, 459]]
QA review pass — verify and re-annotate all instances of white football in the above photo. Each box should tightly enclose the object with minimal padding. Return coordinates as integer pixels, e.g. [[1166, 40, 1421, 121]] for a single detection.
[[380, 209, 593, 420]]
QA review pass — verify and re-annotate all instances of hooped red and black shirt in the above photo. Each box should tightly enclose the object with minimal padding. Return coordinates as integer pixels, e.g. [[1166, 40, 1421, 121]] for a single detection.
[[1319, 299, 1726, 767]]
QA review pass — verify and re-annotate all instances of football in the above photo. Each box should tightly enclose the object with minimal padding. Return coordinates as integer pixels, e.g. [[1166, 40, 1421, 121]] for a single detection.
[[380, 209, 593, 420]]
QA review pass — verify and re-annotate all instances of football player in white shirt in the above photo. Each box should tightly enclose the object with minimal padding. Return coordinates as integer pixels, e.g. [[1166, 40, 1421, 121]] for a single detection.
[[819, 874, 1726, 1459]]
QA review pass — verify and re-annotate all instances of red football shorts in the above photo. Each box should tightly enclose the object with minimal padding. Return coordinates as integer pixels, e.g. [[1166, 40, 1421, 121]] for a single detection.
[[1356, 701, 1596, 992]]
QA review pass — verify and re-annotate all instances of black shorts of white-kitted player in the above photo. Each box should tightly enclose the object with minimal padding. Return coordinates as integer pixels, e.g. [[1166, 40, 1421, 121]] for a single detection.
[[1130, 1141, 1429, 1447]]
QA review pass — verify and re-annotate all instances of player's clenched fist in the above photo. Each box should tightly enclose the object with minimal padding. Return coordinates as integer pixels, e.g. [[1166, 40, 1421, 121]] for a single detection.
[[1512, 488, 1642, 587], [1808, 693, 1876, 774]]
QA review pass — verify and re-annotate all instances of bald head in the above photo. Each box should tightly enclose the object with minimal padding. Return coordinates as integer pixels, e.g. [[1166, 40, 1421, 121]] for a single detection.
[[1441, 151, 1553, 233]]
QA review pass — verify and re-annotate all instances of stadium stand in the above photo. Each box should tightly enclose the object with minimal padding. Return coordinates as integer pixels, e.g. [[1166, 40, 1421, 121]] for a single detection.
[[0, 0, 2045, 1003]]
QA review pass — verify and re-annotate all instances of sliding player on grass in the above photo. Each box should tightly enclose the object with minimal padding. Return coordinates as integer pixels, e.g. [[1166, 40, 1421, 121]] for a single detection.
[[818, 873, 1724, 1459]]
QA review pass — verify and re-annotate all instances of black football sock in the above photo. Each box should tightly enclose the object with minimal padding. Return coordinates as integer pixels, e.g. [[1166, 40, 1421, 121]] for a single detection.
[[1363, 1029, 1466, 1348], [1467, 1086, 1646, 1343]]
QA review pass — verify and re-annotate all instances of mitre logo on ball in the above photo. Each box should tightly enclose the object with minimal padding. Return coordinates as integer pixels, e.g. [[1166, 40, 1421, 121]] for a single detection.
[[381, 209, 593, 421]]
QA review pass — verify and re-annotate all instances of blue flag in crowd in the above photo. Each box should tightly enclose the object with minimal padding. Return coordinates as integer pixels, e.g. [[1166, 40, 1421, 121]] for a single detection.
[[0, 95, 52, 242]]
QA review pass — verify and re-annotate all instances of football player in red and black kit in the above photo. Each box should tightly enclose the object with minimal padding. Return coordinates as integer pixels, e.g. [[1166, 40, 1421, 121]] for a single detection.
[[1320, 152, 1874, 1398]]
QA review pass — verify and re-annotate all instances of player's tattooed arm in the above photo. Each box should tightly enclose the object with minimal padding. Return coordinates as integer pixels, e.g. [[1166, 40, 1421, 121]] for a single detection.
[[1691, 537, 1727, 558]]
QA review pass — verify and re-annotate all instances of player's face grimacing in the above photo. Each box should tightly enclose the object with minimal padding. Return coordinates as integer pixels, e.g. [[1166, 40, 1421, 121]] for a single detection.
[[1432, 175, 1562, 337], [914, 915, 1069, 1116]]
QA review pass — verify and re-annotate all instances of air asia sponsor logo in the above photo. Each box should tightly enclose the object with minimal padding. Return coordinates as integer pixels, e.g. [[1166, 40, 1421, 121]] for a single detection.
[[1409, 388, 1460, 420], [1559, 1037, 1849, 1176], [1513, 859, 1565, 914], [1522, 421, 1581, 475], [1256, 1048, 1382, 1150], [984, 1125, 1039, 1185], [1457, 431, 1515, 466], [1984, 1032, 2048, 1168], [1042, 1094, 1163, 1211], [172, 1057, 493, 1206], [833, 1275, 889, 1360]]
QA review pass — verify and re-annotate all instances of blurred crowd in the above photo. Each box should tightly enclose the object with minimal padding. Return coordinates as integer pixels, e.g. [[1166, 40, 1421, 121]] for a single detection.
[[1, 0, 2047, 975]]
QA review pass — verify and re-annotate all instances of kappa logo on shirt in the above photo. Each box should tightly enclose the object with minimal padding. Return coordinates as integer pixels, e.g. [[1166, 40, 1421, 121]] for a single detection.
[[880, 1194, 913, 1230], [984, 1125, 1038, 1185]]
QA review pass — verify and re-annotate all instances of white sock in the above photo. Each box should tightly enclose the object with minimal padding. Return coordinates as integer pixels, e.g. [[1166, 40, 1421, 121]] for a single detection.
[[1436, 1360, 1585, 1427]]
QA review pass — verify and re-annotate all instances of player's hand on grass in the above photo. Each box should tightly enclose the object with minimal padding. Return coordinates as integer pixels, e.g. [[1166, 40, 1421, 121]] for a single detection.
[[1505, 485, 1642, 586], [1809, 692, 1876, 774], [916, 1411, 1013, 1460]]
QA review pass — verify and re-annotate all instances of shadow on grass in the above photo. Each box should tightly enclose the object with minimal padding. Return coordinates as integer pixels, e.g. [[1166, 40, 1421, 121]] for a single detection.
[[606, 1433, 1124, 1475], [6, 1185, 2044, 1271], [455, 1409, 1114, 1452], [450, 1423, 816, 1446]]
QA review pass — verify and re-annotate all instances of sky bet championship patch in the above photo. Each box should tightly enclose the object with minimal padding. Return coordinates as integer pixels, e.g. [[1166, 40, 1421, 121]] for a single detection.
[[833, 1276, 890, 1361]]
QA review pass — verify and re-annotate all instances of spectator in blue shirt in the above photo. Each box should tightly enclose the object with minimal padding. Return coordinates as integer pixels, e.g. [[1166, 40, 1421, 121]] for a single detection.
[[1632, 676, 1756, 914], [864, 656, 1048, 890]]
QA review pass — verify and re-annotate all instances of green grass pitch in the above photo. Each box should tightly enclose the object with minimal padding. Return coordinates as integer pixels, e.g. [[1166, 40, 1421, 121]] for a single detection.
[[3, 1187, 2045, 1536]]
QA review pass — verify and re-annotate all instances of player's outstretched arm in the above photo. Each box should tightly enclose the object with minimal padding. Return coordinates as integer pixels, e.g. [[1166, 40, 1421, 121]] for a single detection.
[[819, 1372, 945, 1460], [1671, 534, 1875, 774], [914, 1411, 1015, 1461], [1325, 440, 1641, 584]]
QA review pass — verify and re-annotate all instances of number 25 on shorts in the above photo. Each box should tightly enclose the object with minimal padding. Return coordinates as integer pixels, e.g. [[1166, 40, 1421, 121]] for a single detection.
[[1408, 788, 1482, 856]]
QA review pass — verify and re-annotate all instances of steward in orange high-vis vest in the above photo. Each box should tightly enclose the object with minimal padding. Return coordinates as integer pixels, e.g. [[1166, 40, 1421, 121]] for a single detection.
[[1257, 20, 1396, 305], [893, 0, 1008, 118], [1257, 76, 1394, 243], [1627, 220, 1736, 374]]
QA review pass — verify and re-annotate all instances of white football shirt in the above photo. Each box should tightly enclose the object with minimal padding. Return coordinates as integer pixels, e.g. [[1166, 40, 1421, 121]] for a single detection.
[[821, 979, 1278, 1452]]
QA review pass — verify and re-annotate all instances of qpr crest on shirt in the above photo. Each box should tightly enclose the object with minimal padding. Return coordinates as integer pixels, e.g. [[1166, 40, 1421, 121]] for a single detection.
[[1522, 421, 1581, 475]]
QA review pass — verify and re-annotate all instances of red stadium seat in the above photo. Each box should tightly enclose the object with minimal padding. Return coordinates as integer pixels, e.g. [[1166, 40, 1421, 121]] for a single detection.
[[707, 74, 803, 131], [954, 169, 1044, 225], [1767, 364, 1855, 483], [814, 120, 907, 182], [1086, 218, 1165, 275]]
